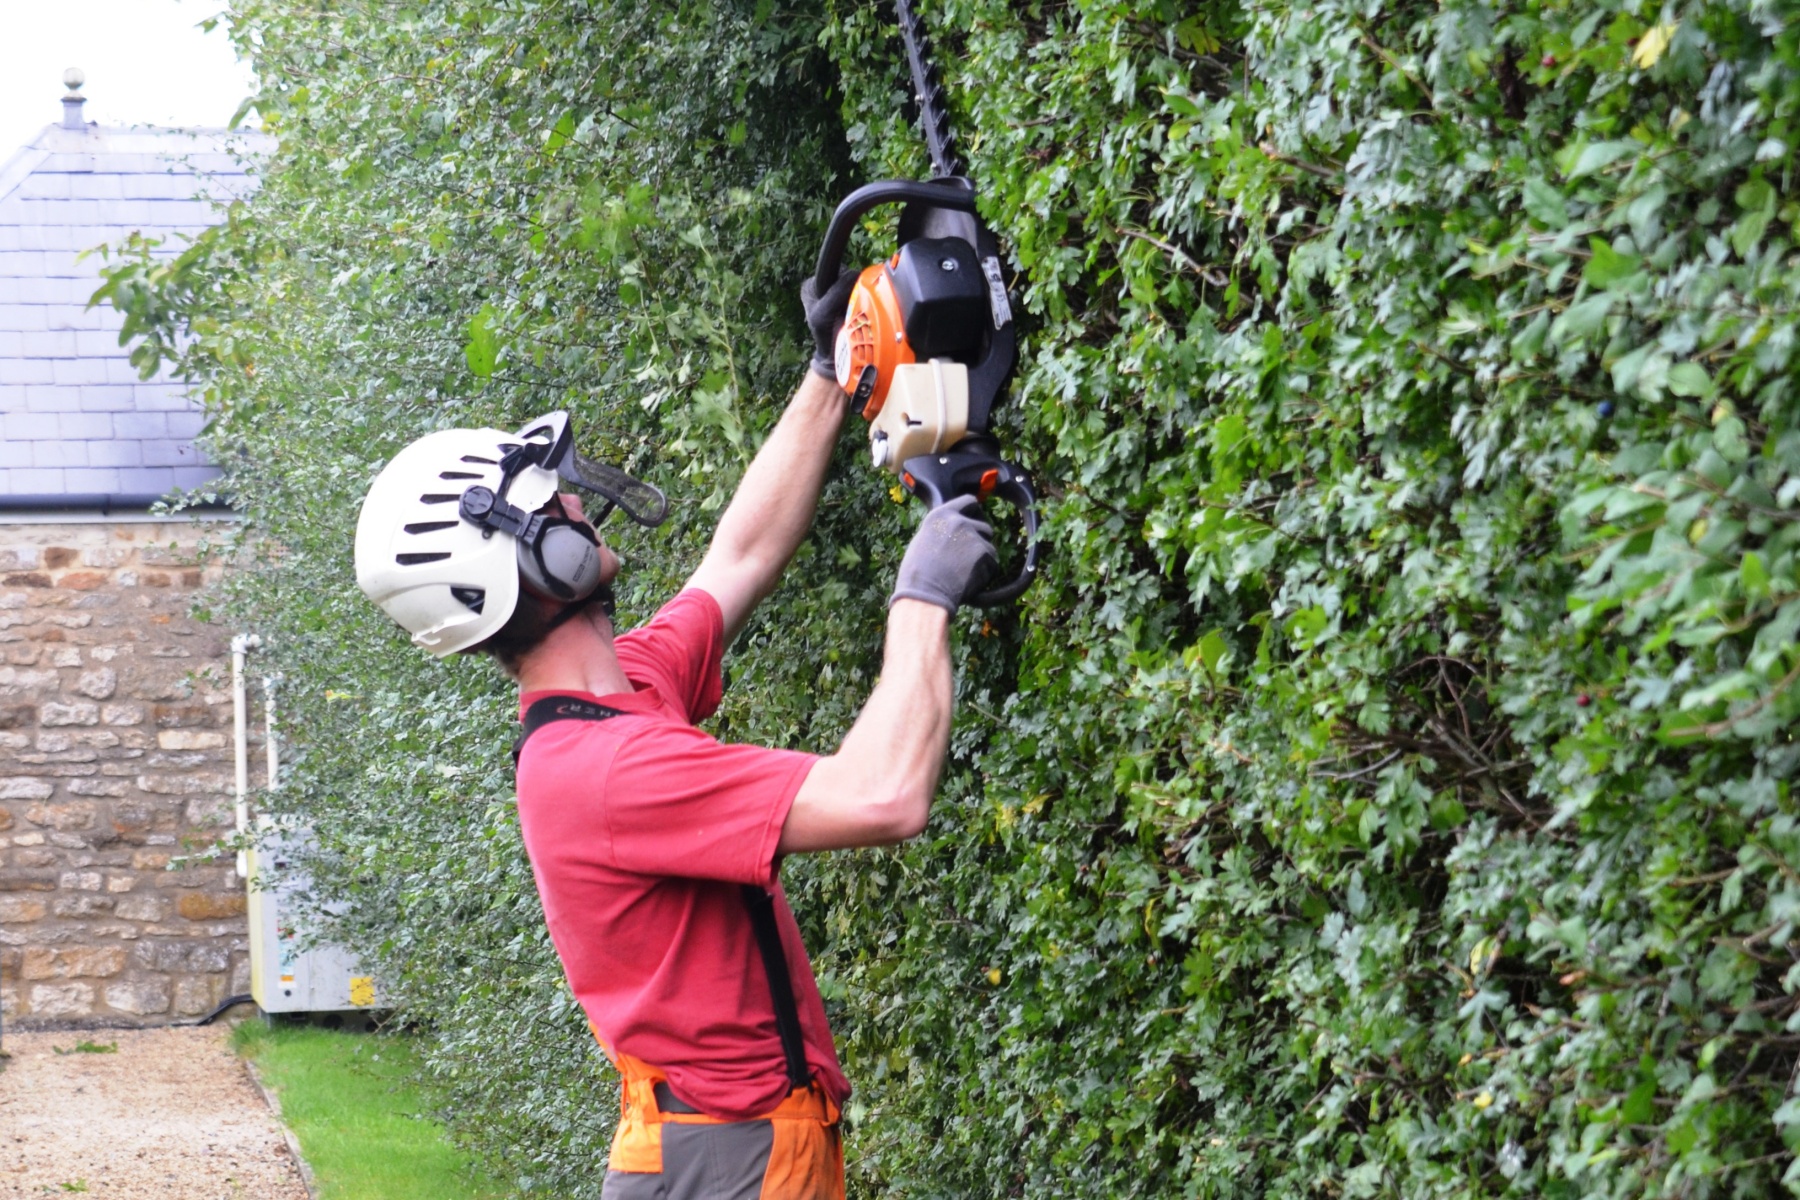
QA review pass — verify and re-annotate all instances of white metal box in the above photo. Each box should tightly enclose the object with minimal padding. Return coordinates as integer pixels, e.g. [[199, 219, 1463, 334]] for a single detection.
[[246, 826, 378, 1014]]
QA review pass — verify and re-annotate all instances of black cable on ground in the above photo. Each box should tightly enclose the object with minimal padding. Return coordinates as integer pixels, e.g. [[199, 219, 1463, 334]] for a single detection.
[[180, 994, 258, 1027]]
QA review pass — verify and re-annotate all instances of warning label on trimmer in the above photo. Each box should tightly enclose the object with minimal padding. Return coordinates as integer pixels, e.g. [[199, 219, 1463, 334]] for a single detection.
[[983, 256, 1013, 330]]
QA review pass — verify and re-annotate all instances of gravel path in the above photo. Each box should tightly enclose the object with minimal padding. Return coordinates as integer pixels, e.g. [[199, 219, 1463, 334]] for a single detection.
[[0, 1025, 310, 1199]]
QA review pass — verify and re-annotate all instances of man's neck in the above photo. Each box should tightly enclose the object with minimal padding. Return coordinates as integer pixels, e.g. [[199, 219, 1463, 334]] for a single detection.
[[513, 606, 634, 697]]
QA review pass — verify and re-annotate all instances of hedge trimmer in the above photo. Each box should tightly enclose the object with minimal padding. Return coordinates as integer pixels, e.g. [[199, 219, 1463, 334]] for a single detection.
[[814, 0, 1040, 605]]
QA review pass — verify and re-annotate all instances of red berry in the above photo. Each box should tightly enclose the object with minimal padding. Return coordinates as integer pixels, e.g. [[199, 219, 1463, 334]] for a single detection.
[[1541, 54, 1557, 67], [1576, 694, 1592, 707]]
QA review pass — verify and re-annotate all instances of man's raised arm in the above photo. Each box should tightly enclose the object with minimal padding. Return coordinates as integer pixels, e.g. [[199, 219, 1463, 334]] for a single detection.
[[686, 273, 858, 641], [685, 371, 847, 643]]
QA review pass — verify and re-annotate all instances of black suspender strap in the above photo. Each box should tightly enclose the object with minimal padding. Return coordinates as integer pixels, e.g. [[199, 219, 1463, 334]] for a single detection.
[[512, 694, 625, 766], [739, 883, 813, 1092], [511, 695, 812, 1093]]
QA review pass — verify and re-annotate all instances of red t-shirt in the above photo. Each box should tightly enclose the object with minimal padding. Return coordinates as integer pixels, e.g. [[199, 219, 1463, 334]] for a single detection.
[[514, 589, 850, 1120]]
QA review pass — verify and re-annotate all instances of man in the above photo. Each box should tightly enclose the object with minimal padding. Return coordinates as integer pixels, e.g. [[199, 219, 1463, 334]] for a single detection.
[[353, 276, 997, 1198]]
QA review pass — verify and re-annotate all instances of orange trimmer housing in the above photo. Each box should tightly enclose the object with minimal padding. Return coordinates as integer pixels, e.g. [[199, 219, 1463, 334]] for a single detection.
[[834, 256, 912, 418]]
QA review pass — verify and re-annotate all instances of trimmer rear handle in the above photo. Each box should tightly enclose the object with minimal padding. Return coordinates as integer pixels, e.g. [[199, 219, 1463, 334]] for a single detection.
[[899, 435, 1042, 608], [813, 178, 977, 293]]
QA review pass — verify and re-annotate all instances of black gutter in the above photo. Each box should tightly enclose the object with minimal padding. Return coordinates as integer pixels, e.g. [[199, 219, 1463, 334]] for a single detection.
[[0, 494, 235, 516]]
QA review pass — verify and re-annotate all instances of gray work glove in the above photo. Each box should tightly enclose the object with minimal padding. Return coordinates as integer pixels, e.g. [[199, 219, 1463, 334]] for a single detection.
[[891, 495, 998, 615], [800, 270, 859, 381]]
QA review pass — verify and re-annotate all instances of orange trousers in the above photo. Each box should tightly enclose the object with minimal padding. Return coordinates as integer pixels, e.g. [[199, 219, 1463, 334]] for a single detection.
[[600, 1051, 845, 1200]]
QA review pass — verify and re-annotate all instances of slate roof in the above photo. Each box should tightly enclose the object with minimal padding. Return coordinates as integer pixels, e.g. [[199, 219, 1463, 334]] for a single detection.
[[0, 113, 262, 508]]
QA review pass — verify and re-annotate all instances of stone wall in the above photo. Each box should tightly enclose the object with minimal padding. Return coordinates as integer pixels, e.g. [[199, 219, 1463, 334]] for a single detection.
[[0, 518, 251, 1027]]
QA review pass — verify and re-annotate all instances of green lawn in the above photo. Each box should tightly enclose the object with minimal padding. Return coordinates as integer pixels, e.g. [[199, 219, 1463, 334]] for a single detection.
[[233, 1021, 511, 1200]]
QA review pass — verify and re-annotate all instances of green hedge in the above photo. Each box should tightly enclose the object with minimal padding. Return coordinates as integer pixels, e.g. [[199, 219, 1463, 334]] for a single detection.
[[107, 0, 1800, 1194]]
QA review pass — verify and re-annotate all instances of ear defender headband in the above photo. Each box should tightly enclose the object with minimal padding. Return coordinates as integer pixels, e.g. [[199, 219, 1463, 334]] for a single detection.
[[457, 412, 669, 613]]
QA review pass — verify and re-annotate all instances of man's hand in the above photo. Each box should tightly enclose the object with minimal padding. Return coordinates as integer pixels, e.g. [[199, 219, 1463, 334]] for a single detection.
[[890, 495, 998, 615], [800, 270, 859, 382]]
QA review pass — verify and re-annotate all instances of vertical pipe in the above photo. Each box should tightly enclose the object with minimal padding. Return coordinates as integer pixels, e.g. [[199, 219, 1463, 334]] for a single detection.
[[262, 675, 279, 792], [231, 634, 259, 878]]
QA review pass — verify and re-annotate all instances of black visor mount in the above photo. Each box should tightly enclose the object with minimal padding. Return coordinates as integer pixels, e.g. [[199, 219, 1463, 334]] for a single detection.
[[499, 411, 669, 529]]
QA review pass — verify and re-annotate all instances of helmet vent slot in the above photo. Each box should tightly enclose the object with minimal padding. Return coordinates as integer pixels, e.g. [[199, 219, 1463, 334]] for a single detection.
[[395, 552, 452, 566], [438, 471, 482, 480], [403, 520, 459, 535], [419, 493, 461, 504], [450, 586, 485, 613], [460, 455, 498, 465]]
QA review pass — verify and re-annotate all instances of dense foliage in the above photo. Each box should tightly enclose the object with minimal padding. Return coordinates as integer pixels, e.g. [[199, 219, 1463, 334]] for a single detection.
[[106, 0, 1800, 1194]]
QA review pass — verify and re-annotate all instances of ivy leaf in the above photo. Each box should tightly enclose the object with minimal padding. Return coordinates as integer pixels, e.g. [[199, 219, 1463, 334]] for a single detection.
[[1560, 139, 1636, 180], [463, 303, 499, 378], [1583, 237, 1641, 289], [1551, 294, 1612, 345], [1631, 21, 1678, 70], [1623, 1079, 1657, 1125], [1666, 362, 1712, 397], [1731, 179, 1776, 258], [1523, 179, 1568, 229]]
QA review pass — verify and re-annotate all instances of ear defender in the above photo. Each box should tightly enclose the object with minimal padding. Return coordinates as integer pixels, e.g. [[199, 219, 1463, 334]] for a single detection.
[[458, 485, 603, 605], [518, 519, 602, 603]]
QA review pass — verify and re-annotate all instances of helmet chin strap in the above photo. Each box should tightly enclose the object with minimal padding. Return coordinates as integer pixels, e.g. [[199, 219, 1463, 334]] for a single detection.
[[538, 581, 616, 638]]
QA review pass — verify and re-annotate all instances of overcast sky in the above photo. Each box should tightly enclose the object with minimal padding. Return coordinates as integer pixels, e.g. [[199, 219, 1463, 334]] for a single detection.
[[0, 0, 256, 158]]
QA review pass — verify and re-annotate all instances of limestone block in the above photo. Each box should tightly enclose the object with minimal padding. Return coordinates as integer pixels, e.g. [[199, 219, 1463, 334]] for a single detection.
[[104, 978, 170, 1015], [22, 945, 127, 979], [0, 548, 42, 570], [76, 668, 118, 699], [173, 975, 221, 1016], [0, 867, 54, 888], [70, 778, 129, 798], [102, 703, 145, 726], [40, 701, 99, 727], [14, 849, 54, 866], [0, 896, 47, 922], [39, 614, 93, 629], [136, 773, 231, 795], [3, 572, 51, 589], [229, 954, 251, 994], [148, 751, 209, 769], [82, 547, 133, 569], [34, 731, 72, 752], [48, 832, 89, 850], [52, 895, 114, 917], [72, 730, 121, 749], [0, 807, 11, 830], [59, 871, 103, 892], [130, 851, 172, 871], [59, 572, 107, 592], [9, 833, 46, 848], [0, 704, 34, 728], [42, 548, 78, 570], [177, 892, 246, 921], [0, 778, 52, 800], [48, 647, 83, 668], [29, 982, 94, 1018], [107, 874, 137, 893], [114, 895, 168, 922], [151, 704, 212, 728], [184, 797, 232, 827], [0, 667, 59, 694], [136, 940, 231, 973], [25, 802, 93, 830], [156, 729, 227, 751], [89, 645, 126, 662]]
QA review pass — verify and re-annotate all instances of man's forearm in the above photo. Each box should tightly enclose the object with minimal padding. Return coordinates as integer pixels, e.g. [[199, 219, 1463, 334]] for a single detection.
[[709, 372, 846, 582], [778, 599, 952, 852]]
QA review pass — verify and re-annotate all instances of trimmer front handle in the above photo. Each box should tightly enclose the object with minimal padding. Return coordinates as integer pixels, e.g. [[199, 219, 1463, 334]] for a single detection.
[[812, 178, 977, 295], [899, 434, 1041, 608]]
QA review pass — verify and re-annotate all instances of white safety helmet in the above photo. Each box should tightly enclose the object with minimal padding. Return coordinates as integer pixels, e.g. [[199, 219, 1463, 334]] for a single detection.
[[354, 412, 667, 657]]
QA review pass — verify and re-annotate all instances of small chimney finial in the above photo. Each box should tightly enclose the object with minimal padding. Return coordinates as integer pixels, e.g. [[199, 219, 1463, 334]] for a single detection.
[[61, 69, 87, 130]]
